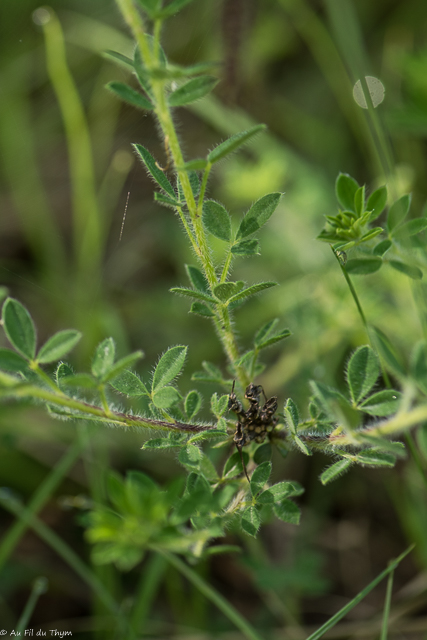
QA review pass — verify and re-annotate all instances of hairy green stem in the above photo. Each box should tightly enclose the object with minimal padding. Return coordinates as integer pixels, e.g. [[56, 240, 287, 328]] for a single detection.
[[0, 383, 212, 433]]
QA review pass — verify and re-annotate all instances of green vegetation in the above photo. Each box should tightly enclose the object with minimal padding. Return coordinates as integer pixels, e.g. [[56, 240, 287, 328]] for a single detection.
[[1, 0, 427, 637]]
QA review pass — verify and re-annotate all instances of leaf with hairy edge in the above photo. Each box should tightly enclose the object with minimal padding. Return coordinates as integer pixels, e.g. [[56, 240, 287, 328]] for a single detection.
[[241, 506, 261, 537], [273, 499, 300, 524], [354, 450, 396, 468], [102, 351, 144, 382], [254, 319, 279, 347], [152, 346, 187, 391], [389, 261, 422, 280], [154, 192, 181, 208], [202, 200, 231, 242], [320, 459, 352, 485], [92, 338, 115, 378], [335, 173, 359, 212], [152, 386, 182, 409], [0, 348, 30, 373], [133, 144, 175, 198], [106, 81, 153, 110], [169, 76, 218, 107], [190, 302, 215, 317], [227, 281, 277, 305], [284, 398, 299, 433], [256, 329, 291, 350], [346, 258, 382, 275], [231, 239, 260, 256], [213, 282, 243, 302], [347, 345, 380, 403], [236, 193, 282, 240], [2, 298, 36, 360], [170, 287, 216, 304], [179, 444, 202, 469], [185, 390, 202, 419], [207, 124, 266, 164], [109, 370, 149, 397], [354, 185, 365, 216], [185, 264, 209, 293], [250, 461, 272, 496], [359, 390, 402, 416], [367, 185, 387, 222], [37, 330, 82, 364], [387, 194, 411, 232]]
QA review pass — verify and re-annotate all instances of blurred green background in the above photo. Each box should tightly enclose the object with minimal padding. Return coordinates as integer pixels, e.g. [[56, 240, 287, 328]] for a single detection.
[[2, 0, 427, 636]]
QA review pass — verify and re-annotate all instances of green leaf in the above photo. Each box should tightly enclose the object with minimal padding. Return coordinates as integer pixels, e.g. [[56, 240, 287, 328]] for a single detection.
[[179, 158, 208, 171], [103, 50, 134, 70], [185, 390, 202, 419], [345, 258, 382, 275], [207, 124, 266, 164], [256, 329, 291, 350], [110, 370, 149, 396], [371, 327, 406, 378], [254, 319, 279, 347], [170, 287, 216, 304], [213, 282, 243, 302], [210, 392, 229, 418], [157, 0, 196, 17], [227, 281, 277, 305], [91, 338, 115, 378], [60, 373, 97, 389], [152, 386, 182, 408], [253, 443, 272, 465], [0, 348, 30, 373], [387, 194, 411, 232], [37, 330, 82, 364], [389, 260, 422, 280], [360, 227, 383, 242], [284, 398, 299, 433], [354, 185, 365, 216], [154, 192, 181, 208], [106, 81, 153, 110], [2, 298, 36, 360], [346, 345, 380, 403], [236, 193, 282, 240], [320, 459, 353, 485], [393, 217, 427, 238], [190, 302, 215, 317], [192, 361, 224, 384], [202, 200, 231, 242], [354, 450, 396, 468], [335, 173, 359, 212], [136, 0, 162, 17], [359, 390, 402, 416], [142, 437, 183, 450], [223, 450, 249, 478], [293, 435, 312, 456], [366, 185, 387, 222], [250, 461, 272, 496], [241, 506, 261, 537], [273, 499, 300, 525], [0, 370, 21, 387], [231, 239, 260, 256], [132, 144, 175, 198], [373, 240, 392, 256], [179, 444, 202, 469], [152, 346, 187, 391], [169, 76, 218, 107], [102, 351, 144, 382], [185, 265, 209, 293], [411, 341, 427, 393], [270, 481, 304, 499]]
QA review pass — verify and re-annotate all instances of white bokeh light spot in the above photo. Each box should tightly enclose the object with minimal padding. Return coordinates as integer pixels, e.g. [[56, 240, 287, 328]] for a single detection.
[[353, 76, 385, 109]]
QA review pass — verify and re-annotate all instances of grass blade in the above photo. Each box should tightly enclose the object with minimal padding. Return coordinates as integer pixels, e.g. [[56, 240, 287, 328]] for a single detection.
[[305, 546, 413, 640], [380, 566, 395, 640]]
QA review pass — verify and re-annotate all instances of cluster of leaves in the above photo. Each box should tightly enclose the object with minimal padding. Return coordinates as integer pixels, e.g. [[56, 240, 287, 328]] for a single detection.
[[318, 173, 426, 279], [86, 463, 305, 571]]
